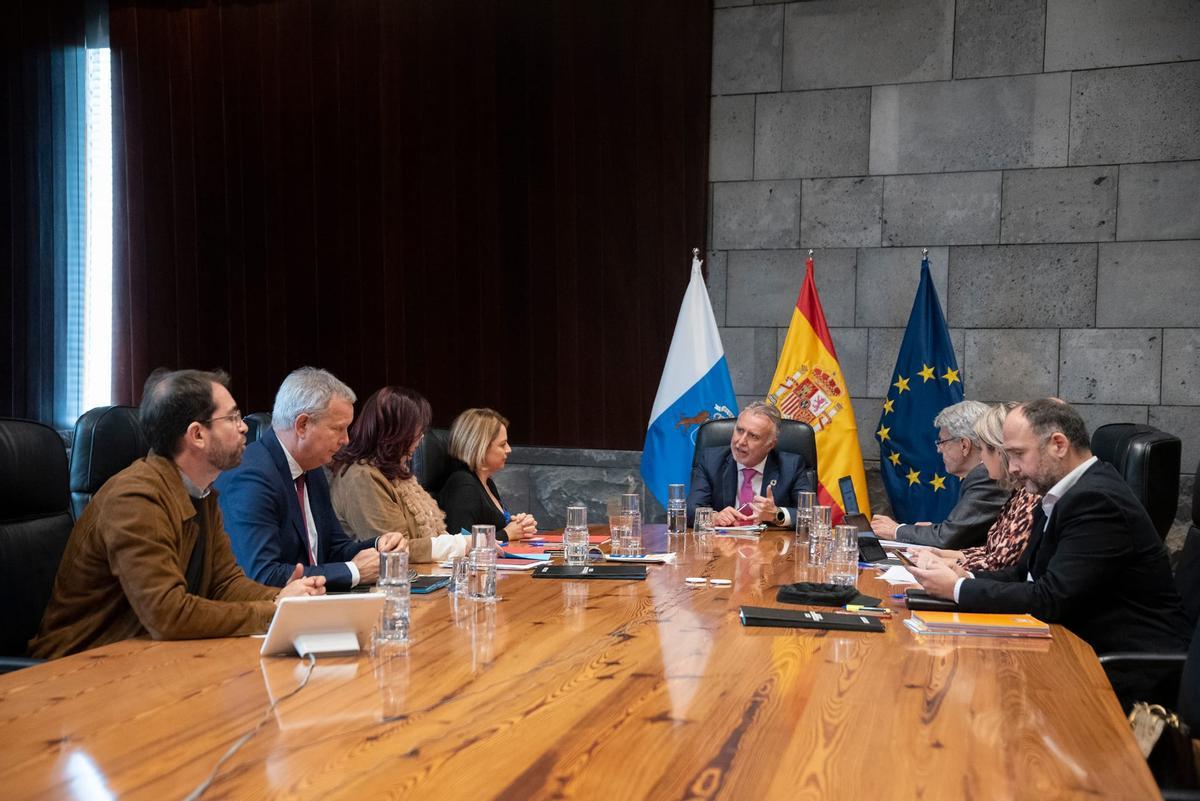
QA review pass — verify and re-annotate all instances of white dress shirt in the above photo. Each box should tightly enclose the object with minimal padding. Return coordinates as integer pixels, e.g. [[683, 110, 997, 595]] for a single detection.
[[952, 455, 1099, 602], [281, 443, 360, 587]]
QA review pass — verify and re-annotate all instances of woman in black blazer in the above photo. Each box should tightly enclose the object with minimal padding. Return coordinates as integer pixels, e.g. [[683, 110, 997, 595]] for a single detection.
[[438, 408, 538, 542]]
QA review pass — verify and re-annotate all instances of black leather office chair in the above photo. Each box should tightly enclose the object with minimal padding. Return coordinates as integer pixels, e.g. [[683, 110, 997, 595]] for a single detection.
[[1092, 423, 1181, 540], [690, 417, 818, 489], [1173, 458, 1200, 629], [243, 411, 272, 443], [413, 428, 454, 495], [0, 418, 74, 672], [69, 405, 149, 520]]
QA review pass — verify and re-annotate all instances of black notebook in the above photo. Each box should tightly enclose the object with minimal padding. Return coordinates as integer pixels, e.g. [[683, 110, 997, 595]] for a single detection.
[[531, 564, 647, 581], [904, 588, 960, 612], [739, 606, 885, 632]]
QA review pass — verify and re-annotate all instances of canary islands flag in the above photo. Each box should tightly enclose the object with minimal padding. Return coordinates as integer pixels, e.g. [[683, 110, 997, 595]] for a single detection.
[[765, 253, 869, 524], [876, 253, 964, 523], [640, 253, 738, 508]]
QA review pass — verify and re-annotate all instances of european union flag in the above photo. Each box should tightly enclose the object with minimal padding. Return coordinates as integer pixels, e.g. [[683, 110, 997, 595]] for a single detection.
[[875, 254, 964, 524]]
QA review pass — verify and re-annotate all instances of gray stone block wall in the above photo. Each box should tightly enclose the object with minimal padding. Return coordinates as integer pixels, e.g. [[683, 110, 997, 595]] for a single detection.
[[706, 0, 1199, 524]]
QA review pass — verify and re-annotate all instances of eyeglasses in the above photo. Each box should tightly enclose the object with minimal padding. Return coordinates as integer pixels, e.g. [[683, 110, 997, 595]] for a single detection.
[[201, 411, 245, 427], [933, 437, 960, 448]]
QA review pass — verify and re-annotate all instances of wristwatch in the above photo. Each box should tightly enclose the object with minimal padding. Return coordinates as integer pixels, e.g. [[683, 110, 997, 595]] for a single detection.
[[775, 509, 787, 526]]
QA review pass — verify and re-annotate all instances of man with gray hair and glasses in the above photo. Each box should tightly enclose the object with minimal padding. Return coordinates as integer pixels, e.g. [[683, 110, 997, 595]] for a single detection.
[[870, 399, 1008, 549], [216, 367, 405, 592]]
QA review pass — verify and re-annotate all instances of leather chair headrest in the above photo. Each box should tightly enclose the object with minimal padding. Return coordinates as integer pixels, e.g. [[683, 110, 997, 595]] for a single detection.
[[0, 418, 70, 520]]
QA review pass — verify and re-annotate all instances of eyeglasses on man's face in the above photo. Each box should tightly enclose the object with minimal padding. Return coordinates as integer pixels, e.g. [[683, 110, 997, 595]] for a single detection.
[[933, 436, 960, 449], [201, 410, 245, 427]]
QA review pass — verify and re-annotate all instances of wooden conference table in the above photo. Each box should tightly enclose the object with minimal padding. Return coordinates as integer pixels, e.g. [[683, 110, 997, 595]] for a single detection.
[[0, 526, 1156, 800]]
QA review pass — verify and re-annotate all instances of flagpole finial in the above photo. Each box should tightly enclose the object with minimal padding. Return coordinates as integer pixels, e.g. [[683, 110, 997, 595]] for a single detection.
[[922, 247, 929, 256], [692, 247, 700, 259], [808, 249, 814, 257]]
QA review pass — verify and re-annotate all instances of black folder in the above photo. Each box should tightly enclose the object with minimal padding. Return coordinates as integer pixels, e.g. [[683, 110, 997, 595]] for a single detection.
[[904, 588, 960, 612], [739, 606, 885, 632], [531, 564, 647, 581]]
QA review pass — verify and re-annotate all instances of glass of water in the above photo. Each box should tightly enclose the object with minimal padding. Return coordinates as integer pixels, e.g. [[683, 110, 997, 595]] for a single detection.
[[829, 524, 860, 587], [377, 550, 411, 643], [564, 505, 589, 566], [808, 505, 833, 566], [619, 493, 643, 557], [795, 490, 816, 556], [667, 483, 687, 538], [448, 555, 470, 595], [468, 525, 498, 601], [693, 506, 715, 556]]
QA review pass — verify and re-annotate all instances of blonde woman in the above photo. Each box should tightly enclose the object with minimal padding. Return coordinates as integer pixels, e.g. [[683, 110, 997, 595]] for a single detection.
[[438, 408, 538, 542], [923, 402, 1040, 571]]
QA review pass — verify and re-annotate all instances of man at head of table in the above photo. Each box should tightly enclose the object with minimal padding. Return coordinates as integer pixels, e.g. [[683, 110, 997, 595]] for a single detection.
[[686, 401, 816, 529], [30, 368, 326, 660], [909, 398, 1190, 707]]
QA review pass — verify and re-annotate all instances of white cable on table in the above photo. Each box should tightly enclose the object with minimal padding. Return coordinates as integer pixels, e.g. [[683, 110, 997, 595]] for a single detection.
[[183, 651, 318, 801]]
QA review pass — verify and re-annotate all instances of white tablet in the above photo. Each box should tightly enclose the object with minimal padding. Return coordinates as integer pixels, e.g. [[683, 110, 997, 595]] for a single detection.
[[259, 593, 385, 657]]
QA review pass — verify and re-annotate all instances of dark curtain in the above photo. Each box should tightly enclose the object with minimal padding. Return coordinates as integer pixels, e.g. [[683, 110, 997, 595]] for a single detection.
[[110, 0, 711, 450], [0, 2, 89, 427]]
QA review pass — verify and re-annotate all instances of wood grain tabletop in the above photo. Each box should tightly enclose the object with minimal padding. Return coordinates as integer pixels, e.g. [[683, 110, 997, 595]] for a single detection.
[[0, 526, 1155, 800]]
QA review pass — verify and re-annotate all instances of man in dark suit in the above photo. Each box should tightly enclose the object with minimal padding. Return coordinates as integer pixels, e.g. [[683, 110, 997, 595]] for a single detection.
[[911, 399, 1190, 703], [215, 367, 404, 592], [686, 401, 816, 528], [870, 399, 1007, 549]]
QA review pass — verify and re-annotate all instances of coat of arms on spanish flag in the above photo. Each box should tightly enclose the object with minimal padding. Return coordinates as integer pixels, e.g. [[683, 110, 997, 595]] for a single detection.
[[765, 253, 870, 522]]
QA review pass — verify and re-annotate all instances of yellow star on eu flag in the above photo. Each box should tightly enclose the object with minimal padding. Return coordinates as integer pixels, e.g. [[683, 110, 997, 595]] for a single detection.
[[877, 424, 891, 442], [930, 473, 947, 491], [917, 364, 936, 382], [887, 451, 901, 466], [942, 367, 960, 386], [882, 398, 895, 414], [906, 468, 921, 486], [893, 375, 911, 394]]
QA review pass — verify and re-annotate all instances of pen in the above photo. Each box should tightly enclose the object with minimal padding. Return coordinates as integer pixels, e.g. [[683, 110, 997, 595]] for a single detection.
[[845, 605, 891, 615]]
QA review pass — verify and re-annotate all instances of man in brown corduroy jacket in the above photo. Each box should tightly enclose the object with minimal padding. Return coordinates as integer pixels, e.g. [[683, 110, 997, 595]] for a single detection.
[[30, 368, 325, 659]]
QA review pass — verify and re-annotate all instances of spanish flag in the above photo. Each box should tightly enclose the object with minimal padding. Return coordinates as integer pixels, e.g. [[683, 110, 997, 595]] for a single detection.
[[765, 253, 870, 522]]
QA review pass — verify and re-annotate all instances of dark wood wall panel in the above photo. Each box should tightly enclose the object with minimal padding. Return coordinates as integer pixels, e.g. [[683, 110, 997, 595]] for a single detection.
[[109, 0, 711, 450]]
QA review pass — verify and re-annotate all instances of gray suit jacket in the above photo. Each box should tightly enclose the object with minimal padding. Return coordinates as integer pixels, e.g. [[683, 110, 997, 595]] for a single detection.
[[895, 462, 1007, 549]]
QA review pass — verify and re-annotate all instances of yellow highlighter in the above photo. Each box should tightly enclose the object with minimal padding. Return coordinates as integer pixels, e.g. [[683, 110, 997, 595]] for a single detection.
[[845, 605, 891, 617]]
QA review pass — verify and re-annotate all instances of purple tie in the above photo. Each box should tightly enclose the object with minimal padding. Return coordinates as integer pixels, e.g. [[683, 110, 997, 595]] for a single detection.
[[739, 468, 757, 508]]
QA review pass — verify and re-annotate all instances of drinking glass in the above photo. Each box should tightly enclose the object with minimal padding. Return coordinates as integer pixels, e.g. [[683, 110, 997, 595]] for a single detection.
[[666, 484, 687, 538], [468, 525, 498, 601], [808, 505, 833, 566], [828, 523, 860, 587], [609, 510, 632, 558], [376, 551, 411, 643], [468, 548, 497, 601], [448, 555, 470, 595], [619, 493, 643, 557], [564, 505, 589, 566], [795, 491, 817, 556], [693, 506, 715, 557], [471, 524, 498, 552]]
